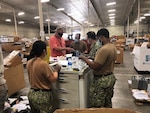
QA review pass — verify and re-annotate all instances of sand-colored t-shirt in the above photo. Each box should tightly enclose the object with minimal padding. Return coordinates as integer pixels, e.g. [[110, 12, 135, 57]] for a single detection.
[[27, 58, 54, 90], [94, 43, 117, 75]]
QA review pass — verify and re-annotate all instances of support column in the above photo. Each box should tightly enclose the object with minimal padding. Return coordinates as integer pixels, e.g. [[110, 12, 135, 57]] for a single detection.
[[47, 4, 50, 36], [137, 0, 140, 43], [13, 9, 18, 36], [127, 16, 130, 38], [38, 0, 44, 41], [81, 26, 85, 38]]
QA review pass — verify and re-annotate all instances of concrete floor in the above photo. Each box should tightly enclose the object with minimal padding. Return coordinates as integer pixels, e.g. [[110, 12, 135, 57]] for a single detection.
[[10, 49, 150, 113]]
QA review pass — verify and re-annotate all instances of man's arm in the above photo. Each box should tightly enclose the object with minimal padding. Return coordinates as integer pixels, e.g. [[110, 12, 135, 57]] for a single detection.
[[79, 55, 102, 70]]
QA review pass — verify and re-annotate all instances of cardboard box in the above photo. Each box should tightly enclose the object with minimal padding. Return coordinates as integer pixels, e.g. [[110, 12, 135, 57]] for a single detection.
[[4, 50, 22, 67], [54, 108, 141, 113], [128, 44, 135, 52], [115, 47, 124, 64], [4, 64, 25, 96]]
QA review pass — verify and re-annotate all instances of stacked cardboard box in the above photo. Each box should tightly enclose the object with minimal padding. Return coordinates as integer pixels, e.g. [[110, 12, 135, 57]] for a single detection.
[[115, 47, 124, 64], [114, 35, 126, 50], [3, 50, 25, 96]]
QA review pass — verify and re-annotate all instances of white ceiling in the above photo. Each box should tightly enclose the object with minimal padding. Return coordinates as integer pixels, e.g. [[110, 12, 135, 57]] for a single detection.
[[0, 0, 150, 27]]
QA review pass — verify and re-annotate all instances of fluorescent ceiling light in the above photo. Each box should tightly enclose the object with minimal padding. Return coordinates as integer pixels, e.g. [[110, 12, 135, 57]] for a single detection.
[[109, 16, 115, 19], [67, 13, 72, 16], [61, 23, 65, 25], [90, 24, 94, 26], [41, 0, 50, 3], [45, 19, 50, 22], [5, 19, 11, 22], [134, 20, 139, 24], [84, 21, 88, 23], [57, 8, 65, 11], [53, 21, 58, 23], [140, 16, 145, 19], [18, 21, 24, 24], [110, 19, 115, 22], [109, 13, 115, 16], [18, 12, 25, 16], [34, 16, 40, 19], [106, 2, 116, 6], [144, 13, 150, 16], [108, 9, 116, 12]]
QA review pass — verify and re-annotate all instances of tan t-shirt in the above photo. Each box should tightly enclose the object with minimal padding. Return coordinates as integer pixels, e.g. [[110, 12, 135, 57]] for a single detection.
[[94, 43, 117, 75], [26, 58, 54, 90]]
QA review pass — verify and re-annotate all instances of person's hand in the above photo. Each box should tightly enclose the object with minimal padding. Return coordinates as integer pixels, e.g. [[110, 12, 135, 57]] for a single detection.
[[53, 64, 61, 72], [79, 54, 87, 61], [66, 47, 75, 52]]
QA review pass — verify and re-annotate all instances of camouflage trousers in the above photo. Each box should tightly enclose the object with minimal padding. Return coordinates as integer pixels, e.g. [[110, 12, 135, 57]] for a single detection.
[[89, 74, 116, 108], [0, 83, 8, 113], [28, 89, 53, 113]]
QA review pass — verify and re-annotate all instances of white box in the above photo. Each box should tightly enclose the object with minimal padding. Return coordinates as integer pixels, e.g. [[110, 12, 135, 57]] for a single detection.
[[132, 45, 150, 71], [126, 38, 135, 46]]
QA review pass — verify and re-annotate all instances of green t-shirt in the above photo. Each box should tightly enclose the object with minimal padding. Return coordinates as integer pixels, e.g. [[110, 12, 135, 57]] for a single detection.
[[89, 41, 101, 59]]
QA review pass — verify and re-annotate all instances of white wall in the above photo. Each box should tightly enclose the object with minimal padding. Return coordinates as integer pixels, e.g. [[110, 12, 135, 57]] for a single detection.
[[106, 26, 124, 37], [126, 24, 149, 33], [0, 23, 40, 38]]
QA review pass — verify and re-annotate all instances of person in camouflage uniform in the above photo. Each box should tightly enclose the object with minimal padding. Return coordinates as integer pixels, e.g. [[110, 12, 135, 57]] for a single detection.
[[26, 40, 60, 113], [80, 28, 117, 108]]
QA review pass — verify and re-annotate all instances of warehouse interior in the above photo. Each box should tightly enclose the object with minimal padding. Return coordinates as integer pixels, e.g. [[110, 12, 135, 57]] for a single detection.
[[0, 0, 150, 113]]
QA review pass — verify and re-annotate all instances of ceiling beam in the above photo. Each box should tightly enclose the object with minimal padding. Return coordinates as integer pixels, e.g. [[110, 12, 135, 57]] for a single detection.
[[47, 2, 82, 26], [123, 0, 137, 25], [89, 0, 103, 26], [0, 0, 36, 15]]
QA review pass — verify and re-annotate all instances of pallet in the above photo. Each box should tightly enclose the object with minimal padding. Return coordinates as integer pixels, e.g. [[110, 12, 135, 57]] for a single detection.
[[128, 80, 150, 105]]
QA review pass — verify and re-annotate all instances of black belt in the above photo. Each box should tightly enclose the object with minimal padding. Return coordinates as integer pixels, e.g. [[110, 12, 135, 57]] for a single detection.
[[94, 72, 113, 78], [31, 88, 51, 92]]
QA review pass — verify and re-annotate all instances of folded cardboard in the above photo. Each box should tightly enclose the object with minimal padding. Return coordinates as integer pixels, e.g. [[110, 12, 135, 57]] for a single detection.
[[4, 64, 25, 96], [4, 50, 22, 67], [54, 108, 141, 113]]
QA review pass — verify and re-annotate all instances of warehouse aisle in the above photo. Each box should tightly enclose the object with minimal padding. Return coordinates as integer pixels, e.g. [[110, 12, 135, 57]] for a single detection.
[[113, 50, 150, 113], [15, 49, 150, 113]]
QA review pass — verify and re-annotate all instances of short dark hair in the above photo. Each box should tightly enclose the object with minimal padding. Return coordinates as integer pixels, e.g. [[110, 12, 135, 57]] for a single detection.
[[28, 40, 46, 60], [87, 31, 96, 40], [97, 28, 109, 38]]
